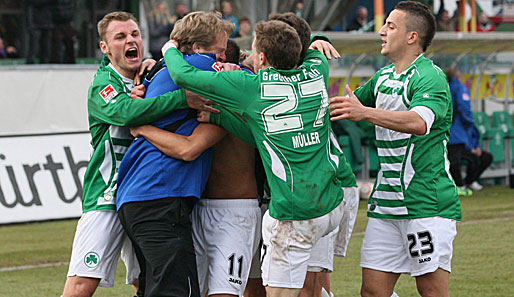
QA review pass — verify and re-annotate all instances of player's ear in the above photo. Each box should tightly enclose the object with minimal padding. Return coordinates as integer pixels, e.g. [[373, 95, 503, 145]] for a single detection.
[[259, 51, 267, 67], [192, 42, 200, 53], [407, 30, 418, 46], [100, 40, 109, 55]]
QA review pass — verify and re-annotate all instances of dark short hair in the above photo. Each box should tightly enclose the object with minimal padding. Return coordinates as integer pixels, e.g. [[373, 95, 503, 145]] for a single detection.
[[268, 12, 310, 65], [225, 39, 240, 64], [395, 1, 436, 52], [238, 16, 250, 24], [254, 20, 301, 70]]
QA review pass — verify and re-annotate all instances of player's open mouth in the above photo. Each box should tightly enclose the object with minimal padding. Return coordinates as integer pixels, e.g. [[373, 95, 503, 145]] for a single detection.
[[381, 39, 387, 47], [125, 47, 138, 61]]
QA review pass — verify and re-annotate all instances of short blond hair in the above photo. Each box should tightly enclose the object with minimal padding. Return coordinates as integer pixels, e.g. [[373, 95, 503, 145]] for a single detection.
[[97, 11, 138, 41], [170, 11, 234, 52]]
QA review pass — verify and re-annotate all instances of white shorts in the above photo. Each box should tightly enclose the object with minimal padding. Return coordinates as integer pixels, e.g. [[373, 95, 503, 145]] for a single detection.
[[334, 187, 359, 257], [192, 199, 261, 296], [67, 210, 140, 287], [261, 200, 344, 288], [307, 227, 337, 272], [248, 203, 270, 279], [360, 217, 457, 277]]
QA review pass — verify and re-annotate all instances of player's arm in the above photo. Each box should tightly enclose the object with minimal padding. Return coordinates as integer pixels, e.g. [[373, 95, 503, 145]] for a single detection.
[[163, 45, 254, 114], [329, 85, 427, 135], [207, 105, 256, 147], [130, 124, 227, 162], [89, 74, 189, 126]]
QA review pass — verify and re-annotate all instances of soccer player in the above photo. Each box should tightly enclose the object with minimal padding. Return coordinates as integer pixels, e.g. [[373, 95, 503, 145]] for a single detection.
[[61, 11, 205, 297], [116, 12, 235, 297], [329, 2, 462, 296], [162, 20, 345, 297]]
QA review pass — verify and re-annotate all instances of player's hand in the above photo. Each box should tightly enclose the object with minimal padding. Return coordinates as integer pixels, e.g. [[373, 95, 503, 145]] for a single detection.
[[164, 39, 179, 47], [131, 84, 146, 99], [329, 85, 367, 121], [135, 59, 156, 85], [185, 90, 220, 113], [309, 40, 341, 60], [218, 62, 241, 71], [130, 125, 147, 138], [197, 110, 211, 123], [471, 147, 482, 156]]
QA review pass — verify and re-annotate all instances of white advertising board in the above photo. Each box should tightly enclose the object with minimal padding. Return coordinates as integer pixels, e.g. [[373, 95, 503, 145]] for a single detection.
[[0, 133, 90, 224]]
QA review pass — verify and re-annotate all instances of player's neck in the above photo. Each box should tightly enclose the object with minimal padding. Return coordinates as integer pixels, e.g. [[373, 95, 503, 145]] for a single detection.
[[110, 63, 136, 80], [393, 50, 423, 74]]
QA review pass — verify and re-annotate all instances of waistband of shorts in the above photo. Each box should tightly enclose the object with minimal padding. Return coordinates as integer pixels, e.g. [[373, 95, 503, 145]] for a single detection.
[[197, 198, 259, 208]]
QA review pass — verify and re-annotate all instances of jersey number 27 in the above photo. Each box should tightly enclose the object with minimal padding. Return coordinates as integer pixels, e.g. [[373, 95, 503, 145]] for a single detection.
[[261, 77, 328, 134]]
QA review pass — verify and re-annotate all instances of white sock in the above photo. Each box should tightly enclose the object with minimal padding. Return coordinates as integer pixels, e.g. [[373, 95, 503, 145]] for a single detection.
[[321, 287, 334, 297], [391, 292, 399, 297]]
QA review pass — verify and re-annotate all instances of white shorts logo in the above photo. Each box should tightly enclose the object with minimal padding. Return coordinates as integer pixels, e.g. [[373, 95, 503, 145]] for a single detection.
[[84, 252, 100, 268]]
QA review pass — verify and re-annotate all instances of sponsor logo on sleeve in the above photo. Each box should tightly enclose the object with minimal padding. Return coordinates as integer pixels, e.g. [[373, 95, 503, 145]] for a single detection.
[[212, 63, 223, 72], [423, 93, 430, 98], [99, 84, 118, 103], [463, 93, 470, 101]]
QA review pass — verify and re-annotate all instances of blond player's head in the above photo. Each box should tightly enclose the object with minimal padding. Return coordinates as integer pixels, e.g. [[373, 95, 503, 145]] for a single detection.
[[170, 11, 234, 62]]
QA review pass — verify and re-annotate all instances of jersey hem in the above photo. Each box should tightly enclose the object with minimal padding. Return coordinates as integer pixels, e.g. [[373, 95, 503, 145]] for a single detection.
[[366, 212, 462, 221]]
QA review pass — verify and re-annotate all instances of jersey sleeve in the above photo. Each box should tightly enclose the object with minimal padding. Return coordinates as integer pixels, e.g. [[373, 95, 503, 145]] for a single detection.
[[164, 47, 256, 115], [88, 72, 188, 127], [209, 106, 256, 147], [408, 70, 451, 122], [354, 72, 377, 107], [300, 49, 329, 79]]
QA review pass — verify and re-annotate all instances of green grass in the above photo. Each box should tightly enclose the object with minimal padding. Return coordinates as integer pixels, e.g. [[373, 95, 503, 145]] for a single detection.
[[1, 186, 513, 296]]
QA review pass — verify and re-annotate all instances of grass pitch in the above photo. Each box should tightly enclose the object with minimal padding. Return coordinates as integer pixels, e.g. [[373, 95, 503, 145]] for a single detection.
[[1, 186, 513, 296]]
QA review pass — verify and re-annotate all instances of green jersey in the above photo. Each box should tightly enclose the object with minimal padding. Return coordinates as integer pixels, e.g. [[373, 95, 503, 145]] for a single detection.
[[83, 61, 188, 212], [354, 54, 461, 220], [164, 47, 344, 220]]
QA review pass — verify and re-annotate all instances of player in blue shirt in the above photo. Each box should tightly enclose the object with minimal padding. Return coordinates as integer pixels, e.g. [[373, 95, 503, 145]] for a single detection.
[[116, 12, 233, 297]]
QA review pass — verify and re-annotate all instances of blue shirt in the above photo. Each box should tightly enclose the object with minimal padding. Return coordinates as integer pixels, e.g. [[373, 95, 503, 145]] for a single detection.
[[449, 77, 475, 146], [116, 53, 220, 210]]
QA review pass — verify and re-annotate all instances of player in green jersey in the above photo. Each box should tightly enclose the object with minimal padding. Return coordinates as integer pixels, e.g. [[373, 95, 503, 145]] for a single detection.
[[61, 11, 211, 297], [162, 20, 345, 297], [329, 2, 461, 297]]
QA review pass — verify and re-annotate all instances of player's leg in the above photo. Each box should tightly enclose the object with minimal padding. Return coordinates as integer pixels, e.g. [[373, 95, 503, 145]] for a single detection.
[[415, 268, 449, 297], [119, 197, 200, 297], [198, 199, 261, 297], [261, 200, 344, 297], [62, 210, 127, 297], [360, 218, 405, 297], [408, 217, 457, 297], [361, 269, 400, 297]]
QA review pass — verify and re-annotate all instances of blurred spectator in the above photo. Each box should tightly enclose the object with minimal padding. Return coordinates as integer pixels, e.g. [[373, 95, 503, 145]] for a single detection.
[[0, 36, 19, 58], [437, 10, 457, 31], [50, 0, 76, 63], [174, 3, 188, 21], [234, 16, 251, 37], [24, 0, 53, 64], [346, 6, 373, 32], [295, 2, 305, 19], [476, 12, 496, 32], [221, 1, 239, 38], [446, 68, 493, 195], [148, 1, 176, 60]]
